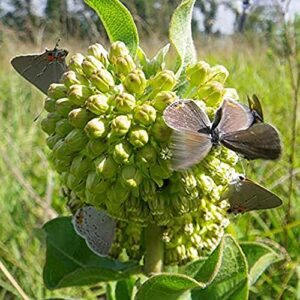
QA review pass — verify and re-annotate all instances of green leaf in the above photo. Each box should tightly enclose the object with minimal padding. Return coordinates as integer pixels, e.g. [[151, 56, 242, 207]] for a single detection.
[[115, 277, 136, 300], [135, 273, 205, 300], [169, 0, 197, 77], [84, 0, 139, 56], [43, 217, 139, 290], [240, 242, 283, 285], [191, 235, 249, 300]]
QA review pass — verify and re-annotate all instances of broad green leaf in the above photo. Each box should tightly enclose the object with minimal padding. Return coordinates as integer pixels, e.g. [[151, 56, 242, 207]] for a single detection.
[[179, 258, 207, 278], [135, 273, 205, 300], [191, 235, 249, 300], [84, 0, 139, 56], [43, 217, 139, 290], [115, 277, 136, 300], [240, 242, 282, 285], [169, 0, 197, 77]]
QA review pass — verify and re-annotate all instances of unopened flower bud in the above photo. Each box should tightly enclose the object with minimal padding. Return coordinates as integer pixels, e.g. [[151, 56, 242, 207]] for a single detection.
[[85, 139, 107, 158], [109, 41, 129, 64], [48, 84, 67, 99], [90, 69, 114, 93], [52, 156, 72, 173], [136, 144, 157, 165], [152, 91, 177, 111], [111, 115, 131, 136], [46, 134, 61, 149], [82, 55, 105, 77], [114, 55, 135, 77], [61, 71, 81, 88], [114, 92, 136, 113], [123, 69, 146, 95], [68, 84, 92, 106], [186, 61, 211, 86], [55, 98, 74, 117], [55, 119, 73, 137], [41, 113, 61, 135], [52, 139, 72, 158], [150, 70, 176, 92], [84, 118, 106, 139], [224, 88, 239, 100], [44, 97, 56, 112], [210, 65, 229, 84], [128, 127, 149, 148], [197, 81, 224, 106], [69, 53, 85, 74], [70, 155, 93, 178], [112, 142, 133, 164], [134, 104, 156, 126], [106, 181, 129, 207], [95, 155, 118, 179], [88, 43, 109, 67], [121, 166, 143, 188], [151, 116, 172, 142], [65, 129, 88, 152], [68, 108, 93, 129], [66, 174, 85, 191], [85, 94, 109, 115]]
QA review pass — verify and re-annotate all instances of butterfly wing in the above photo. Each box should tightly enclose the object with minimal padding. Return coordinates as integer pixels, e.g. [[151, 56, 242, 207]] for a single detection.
[[214, 99, 254, 134], [221, 123, 282, 160], [163, 99, 211, 132], [171, 130, 212, 170], [248, 94, 264, 122], [223, 177, 282, 213], [72, 206, 116, 256]]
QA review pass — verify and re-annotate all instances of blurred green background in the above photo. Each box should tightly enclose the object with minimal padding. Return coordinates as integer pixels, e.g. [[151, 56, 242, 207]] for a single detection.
[[0, 0, 299, 299]]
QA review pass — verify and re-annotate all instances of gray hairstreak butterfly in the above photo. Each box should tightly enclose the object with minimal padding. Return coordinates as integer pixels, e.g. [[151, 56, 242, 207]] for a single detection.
[[248, 94, 263, 123], [11, 41, 68, 95], [222, 175, 282, 214], [72, 206, 116, 256], [163, 99, 281, 170]]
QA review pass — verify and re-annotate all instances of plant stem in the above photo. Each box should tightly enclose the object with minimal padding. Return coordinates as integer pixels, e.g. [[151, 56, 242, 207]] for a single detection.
[[143, 223, 164, 275]]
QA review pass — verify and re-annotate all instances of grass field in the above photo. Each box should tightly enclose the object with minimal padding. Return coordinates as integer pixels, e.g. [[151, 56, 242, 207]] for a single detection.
[[0, 34, 299, 299]]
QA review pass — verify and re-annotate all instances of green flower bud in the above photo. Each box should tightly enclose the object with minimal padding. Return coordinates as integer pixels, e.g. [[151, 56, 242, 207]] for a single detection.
[[82, 55, 105, 77], [66, 173, 85, 192], [68, 84, 92, 106], [186, 61, 211, 86], [150, 70, 176, 92], [120, 166, 143, 188], [46, 134, 61, 149], [112, 142, 133, 164], [111, 115, 131, 136], [95, 155, 118, 179], [106, 181, 130, 209], [86, 171, 109, 193], [65, 129, 88, 152], [109, 41, 129, 64], [151, 116, 172, 142], [84, 118, 106, 139], [136, 144, 157, 165], [48, 84, 67, 99], [210, 65, 229, 84], [41, 113, 61, 135], [123, 69, 146, 95], [114, 54, 135, 77], [85, 94, 109, 115], [61, 71, 81, 88], [55, 119, 73, 137], [55, 98, 74, 117], [114, 92, 136, 113], [69, 53, 85, 74], [70, 155, 93, 178], [88, 43, 109, 67], [197, 81, 224, 106], [44, 97, 56, 112], [152, 91, 177, 111], [134, 104, 156, 126], [90, 69, 115, 93], [52, 156, 73, 173], [85, 139, 107, 159], [52, 139, 73, 158], [224, 88, 239, 100], [68, 108, 93, 129], [128, 126, 149, 148]]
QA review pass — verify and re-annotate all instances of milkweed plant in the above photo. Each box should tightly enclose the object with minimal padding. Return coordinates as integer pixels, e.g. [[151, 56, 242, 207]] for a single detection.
[[36, 0, 284, 298]]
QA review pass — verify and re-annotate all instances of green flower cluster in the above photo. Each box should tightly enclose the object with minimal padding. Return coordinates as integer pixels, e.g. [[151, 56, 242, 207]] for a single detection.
[[41, 42, 239, 265]]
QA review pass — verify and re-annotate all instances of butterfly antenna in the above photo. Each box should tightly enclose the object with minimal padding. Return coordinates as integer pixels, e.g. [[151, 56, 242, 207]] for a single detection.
[[55, 38, 61, 49]]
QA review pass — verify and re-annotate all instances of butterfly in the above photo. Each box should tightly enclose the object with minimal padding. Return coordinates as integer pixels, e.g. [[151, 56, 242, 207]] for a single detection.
[[72, 206, 115, 256], [11, 42, 68, 95], [222, 175, 282, 214], [248, 94, 263, 123], [163, 99, 281, 170]]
